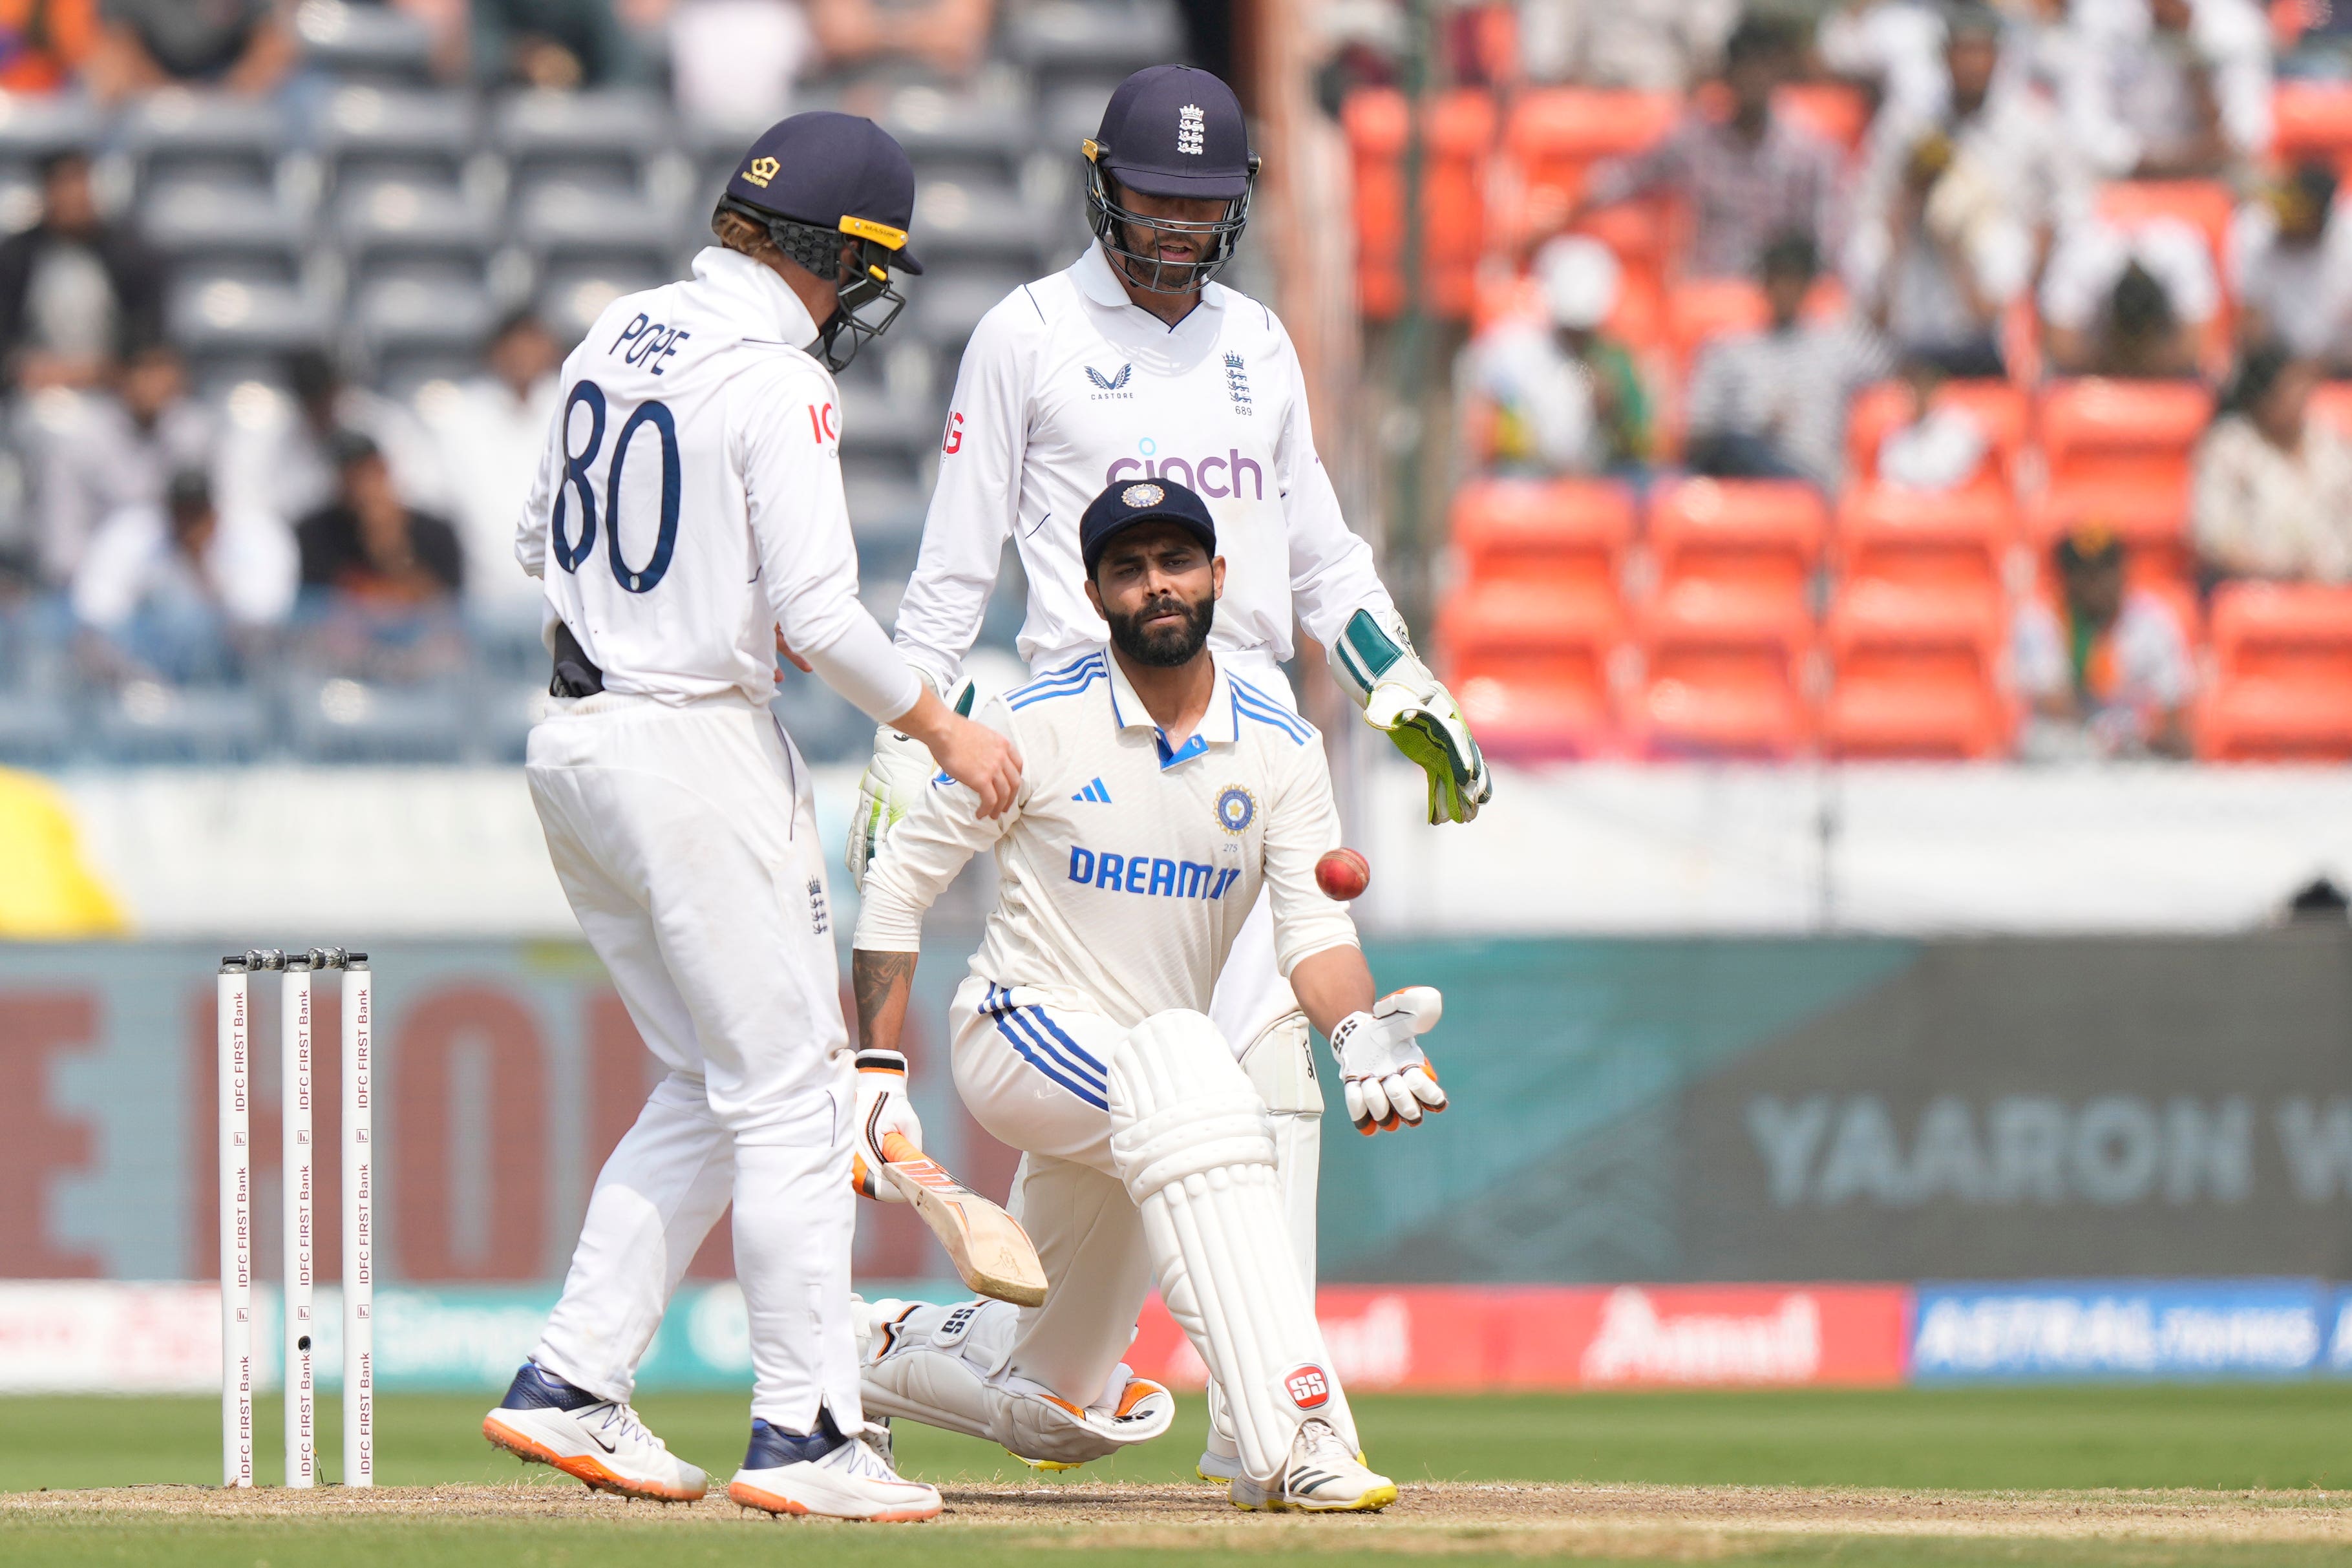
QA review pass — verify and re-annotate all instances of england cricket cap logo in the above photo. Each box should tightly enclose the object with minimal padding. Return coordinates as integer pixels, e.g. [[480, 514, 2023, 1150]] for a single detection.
[[1122, 482, 1165, 509], [1178, 103, 1206, 156], [1282, 1363, 1331, 1410]]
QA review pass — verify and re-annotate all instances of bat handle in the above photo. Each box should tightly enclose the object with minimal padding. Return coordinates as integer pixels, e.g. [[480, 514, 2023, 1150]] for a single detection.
[[880, 1131, 922, 1165]]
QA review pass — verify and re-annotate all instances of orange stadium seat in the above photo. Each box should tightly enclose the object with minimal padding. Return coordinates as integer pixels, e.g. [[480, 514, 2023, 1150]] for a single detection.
[[1664, 277, 1847, 371], [1345, 87, 1497, 321], [2307, 381, 2352, 437], [2095, 180, 2234, 270], [1821, 580, 2013, 759], [1774, 81, 1873, 153], [1647, 478, 1828, 600], [1837, 482, 2017, 602], [1845, 379, 2030, 488], [1448, 478, 1637, 599], [2198, 582, 2352, 761], [1504, 88, 1682, 218], [2029, 476, 2194, 584], [1439, 580, 1626, 758], [1633, 580, 1816, 758], [2271, 83, 2352, 173], [2037, 378, 2214, 489]]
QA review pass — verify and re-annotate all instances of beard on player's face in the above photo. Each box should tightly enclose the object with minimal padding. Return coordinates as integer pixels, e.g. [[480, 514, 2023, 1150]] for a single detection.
[[1104, 579, 1214, 668]]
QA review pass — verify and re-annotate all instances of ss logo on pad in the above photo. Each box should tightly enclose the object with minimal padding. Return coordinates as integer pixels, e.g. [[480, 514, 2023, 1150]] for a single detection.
[[1283, 1364, 1330, 1409]]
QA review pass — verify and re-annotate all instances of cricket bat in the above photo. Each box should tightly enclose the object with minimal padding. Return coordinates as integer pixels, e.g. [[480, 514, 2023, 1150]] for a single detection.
[[880, 1132, 1049, 1307]]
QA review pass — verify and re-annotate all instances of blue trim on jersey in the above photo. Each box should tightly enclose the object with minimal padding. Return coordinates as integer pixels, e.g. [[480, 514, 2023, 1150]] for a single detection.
[[1230, 681, 1313, 745], [1154, 731, 1209, 769], [1021, 999, 1105, 1075], [984, 985, 1107, 1108], [1007, 653, 1108, 710], [1000, 998, 1105, 1093]]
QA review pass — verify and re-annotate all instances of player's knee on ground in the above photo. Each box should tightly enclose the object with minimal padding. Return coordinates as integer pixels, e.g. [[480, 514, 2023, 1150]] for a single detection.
[[1107, 1009, 1360, 1483], [858, 1298, 1172, 1466]]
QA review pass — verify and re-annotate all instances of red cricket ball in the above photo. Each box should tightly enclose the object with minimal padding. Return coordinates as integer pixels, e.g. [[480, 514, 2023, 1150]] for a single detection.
[[1315, 847, 1371, 902]]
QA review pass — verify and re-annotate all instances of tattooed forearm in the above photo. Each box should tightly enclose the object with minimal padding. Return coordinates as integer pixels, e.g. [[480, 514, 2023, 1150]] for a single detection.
[[852, 948, 918, 1054]]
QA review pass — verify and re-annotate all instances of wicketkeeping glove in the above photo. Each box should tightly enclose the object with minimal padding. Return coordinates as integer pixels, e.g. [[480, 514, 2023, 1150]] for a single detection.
[[845, 671, 975, 888], [851, 1050, 923, 1202], [1329, 606, 1492, 825], [1328, 986, 1448, 1135]]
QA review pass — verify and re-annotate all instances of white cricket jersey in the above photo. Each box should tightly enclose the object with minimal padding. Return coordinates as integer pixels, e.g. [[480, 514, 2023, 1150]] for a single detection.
[[853, 652, 1359, 1037], [892, 244, 1394, 681], [516, 246, 920, 722]]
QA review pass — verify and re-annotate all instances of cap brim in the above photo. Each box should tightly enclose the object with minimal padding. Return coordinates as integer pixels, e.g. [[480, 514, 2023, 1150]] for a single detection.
[[891, 244, 923, 275], [1083, 509, 1218, 572], [1103, 161, 1249, 201]]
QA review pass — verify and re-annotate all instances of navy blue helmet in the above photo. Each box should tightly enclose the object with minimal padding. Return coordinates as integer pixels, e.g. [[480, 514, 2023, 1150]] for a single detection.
[[1083, 65, 1259, 295]]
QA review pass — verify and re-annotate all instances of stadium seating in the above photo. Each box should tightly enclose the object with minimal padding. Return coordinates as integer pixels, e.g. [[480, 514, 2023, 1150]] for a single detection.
[[2198, 584, 2352, 761], [2028, 478, 2194, 585], [2270, 81, 2352, 173], [1633, 579, 1814, 758], [2037, 379, 2214, 489], [1821, 580, 2011, 760], [1346, 87, 1496, 320], [1438, 580, 1622, 758], [319, 87, 479, 195], [1836, 483, 2015, 604], [294, 0, 438, 87], [1502, 87, 1681, 223], [119, 91, 285, 200], [1446, 477, 1635, 600], [1646, 478, 1827, 602], [1843, 379, 2029, 489]]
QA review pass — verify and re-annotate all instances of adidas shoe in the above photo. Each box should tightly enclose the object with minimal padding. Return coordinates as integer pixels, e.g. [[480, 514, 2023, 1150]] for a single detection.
[[482, 1361, 708, 1502], [1228, 1417, 1397, 1513], [727, 1414, 942, 1522]]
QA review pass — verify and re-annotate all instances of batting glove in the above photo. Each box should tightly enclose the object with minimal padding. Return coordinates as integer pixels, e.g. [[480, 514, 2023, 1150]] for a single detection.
[[851, 1050, 924, 1202], [1328, 607, 1492, 825], [846, 671, 975, 888], [1329, 986, 1448, 1135]]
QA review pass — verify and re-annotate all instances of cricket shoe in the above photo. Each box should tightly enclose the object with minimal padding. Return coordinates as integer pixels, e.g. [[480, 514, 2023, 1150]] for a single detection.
[[1195, 1423, 1242, 1482], [727, 1414, 942, 1522], [1229, 1418, 1399, 1513], [482, 1361, 708, 1502]]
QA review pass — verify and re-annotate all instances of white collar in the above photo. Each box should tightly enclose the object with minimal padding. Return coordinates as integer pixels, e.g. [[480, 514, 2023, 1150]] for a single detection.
[[1105, 650, 1236, 769], [692, 246, 821, 351], [1071, 241, 1227, 319]]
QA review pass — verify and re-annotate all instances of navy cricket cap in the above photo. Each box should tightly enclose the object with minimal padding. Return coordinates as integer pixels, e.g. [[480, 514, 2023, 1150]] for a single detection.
[[1089, 65, 1252, 200], [1081, 476, 1218, 575], [724, 111, 923, 274]]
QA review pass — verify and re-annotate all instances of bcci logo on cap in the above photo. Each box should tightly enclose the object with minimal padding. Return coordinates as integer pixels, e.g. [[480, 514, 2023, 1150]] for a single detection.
[[1283, 1363, 1331, 1410], [742, 156, 779, 188], [1121, 482, 1164, 508]]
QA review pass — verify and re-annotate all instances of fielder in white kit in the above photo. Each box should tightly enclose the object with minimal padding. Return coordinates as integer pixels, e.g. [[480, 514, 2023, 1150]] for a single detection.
[[845, 63, 1492, 1478], [478, 112, 1021, 1523], [847, 478, 1452, 1511]]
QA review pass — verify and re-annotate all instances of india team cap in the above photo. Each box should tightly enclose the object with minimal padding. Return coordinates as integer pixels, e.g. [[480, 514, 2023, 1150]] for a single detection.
[[1088, 64, 1253, 200], [723, 111, 924, 274], [1081, 475, 1218, 575]]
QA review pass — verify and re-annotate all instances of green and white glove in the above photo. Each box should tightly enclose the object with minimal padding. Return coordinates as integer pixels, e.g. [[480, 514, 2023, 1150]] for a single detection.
[[1329, 606, 1492, 825], [845, 671, 975, 888]]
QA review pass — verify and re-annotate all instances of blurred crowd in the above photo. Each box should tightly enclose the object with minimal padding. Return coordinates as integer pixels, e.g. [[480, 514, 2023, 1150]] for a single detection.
[[0, 0, 1203, 763], [1383, 0, 2352, 762]]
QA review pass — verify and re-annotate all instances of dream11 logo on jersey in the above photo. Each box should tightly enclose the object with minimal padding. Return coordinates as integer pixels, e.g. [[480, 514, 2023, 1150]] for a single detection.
[[1105, 438, 1263, 500]]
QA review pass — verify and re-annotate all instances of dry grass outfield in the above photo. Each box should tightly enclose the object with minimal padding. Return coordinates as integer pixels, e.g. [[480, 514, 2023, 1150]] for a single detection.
[[10, 1478, 2352, 1558]]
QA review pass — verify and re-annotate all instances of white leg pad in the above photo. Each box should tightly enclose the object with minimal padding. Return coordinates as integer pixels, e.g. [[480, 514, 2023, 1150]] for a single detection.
[[858, 1298, 1173, 1466], [1108, 1010, 1358, 1486]]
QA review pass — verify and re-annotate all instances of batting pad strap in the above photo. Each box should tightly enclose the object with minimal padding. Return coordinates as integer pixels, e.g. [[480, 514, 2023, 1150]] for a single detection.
[[1109, 1101, 1274, 1205]]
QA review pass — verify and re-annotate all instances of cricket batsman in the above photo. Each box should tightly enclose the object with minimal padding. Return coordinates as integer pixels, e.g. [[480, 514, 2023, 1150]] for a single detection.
[[845, 62, 1489, 1479], [479, 111, 1021, 1522], [846, 478, 1451, 1511]]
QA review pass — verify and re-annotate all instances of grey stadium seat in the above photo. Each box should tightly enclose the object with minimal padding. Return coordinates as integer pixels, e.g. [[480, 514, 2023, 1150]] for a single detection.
[[120, 90, 288, 199], [837, 377, 935, 463], [286, 672, 471, 763], [884, 87, 1032, 187], [913, 179, 1055, 272], [321, 87, 480, 193], [1005, 0, 1184, 97], [0, 94, 101, 169], [142, 183, 307, 285], [335, 178, 497, 281], [0, 606, 74, 763], [907, 266, 1028, 357], [516, 184, 677, 274], [295, 0, 438, 86], [497, 90, 672, 196], [169, 277, 334, 385], [90, 681, 273, 764], [536, 264, 667, 347], [350, 276, 497, 385]]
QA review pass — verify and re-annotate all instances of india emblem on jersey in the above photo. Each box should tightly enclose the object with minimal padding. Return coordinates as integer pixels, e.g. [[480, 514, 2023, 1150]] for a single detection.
[[1214, 785, 1256, 834]]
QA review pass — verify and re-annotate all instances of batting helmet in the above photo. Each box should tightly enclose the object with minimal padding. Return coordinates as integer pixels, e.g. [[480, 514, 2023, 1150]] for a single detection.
[[1084, 65, 1259, 295]]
